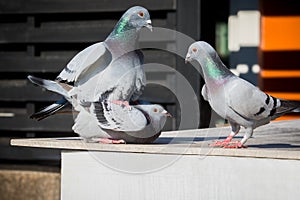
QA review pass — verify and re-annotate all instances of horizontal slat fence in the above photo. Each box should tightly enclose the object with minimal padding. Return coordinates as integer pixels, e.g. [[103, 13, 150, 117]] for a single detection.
[[0, 0, 203, 161]]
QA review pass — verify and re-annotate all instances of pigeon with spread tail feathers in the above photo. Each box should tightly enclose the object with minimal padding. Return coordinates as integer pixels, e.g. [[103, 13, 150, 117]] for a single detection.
[[29, 6, 152, 121]]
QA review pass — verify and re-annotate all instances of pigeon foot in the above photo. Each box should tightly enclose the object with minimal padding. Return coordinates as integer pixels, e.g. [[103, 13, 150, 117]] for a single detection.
[[210, 140, 230, 147], [222, 141, 247, 148], [98, 138, 126, 144], [209, 135, 234, 147], [110, 100, 132, 110]]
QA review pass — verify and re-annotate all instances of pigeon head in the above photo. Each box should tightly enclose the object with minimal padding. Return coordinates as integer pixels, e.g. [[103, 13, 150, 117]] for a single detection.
[[151, 105, 172, 118], [136, 104, 171, 133], [185, 41, 233, 80], [112, 6, 152, 36], [138, 104, 171, 118], [126, 6, 152, 31], [105, 6, 152, 54], [185, 41, 214, 63]]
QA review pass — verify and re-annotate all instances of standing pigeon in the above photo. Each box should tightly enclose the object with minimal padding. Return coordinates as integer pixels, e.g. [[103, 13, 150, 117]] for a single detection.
[[27, 76, 171, 143], [185, 41, 300, 148], [29, 6, 152, 120]]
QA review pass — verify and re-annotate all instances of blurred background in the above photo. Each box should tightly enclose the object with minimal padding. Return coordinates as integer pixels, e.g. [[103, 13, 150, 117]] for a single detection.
[[0, 0, 299, 199]]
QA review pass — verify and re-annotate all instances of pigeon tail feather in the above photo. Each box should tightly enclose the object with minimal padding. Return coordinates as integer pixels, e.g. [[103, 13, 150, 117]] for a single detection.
[[27, 75, 71, 120], [30, 98, 69, 121], [27, 75, 69, 98], [271, 100, 300, 120]]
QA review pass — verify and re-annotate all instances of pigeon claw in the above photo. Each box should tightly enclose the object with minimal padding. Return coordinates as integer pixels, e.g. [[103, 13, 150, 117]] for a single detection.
[[222, 141, 247, 149], [209, 140, 230, 147], [110, 100, 132, 110], [209, 136, 233, 147], [98, 138, 126, 144]]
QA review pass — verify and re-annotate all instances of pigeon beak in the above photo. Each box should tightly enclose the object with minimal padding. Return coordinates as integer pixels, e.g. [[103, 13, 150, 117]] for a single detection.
[[145, 20, 153, 32], [162, 110, 173, 118], [185, 54, 191, 64]]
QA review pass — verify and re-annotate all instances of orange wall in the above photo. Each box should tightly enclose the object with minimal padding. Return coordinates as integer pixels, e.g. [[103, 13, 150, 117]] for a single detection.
[[261, 16, 300, 51]]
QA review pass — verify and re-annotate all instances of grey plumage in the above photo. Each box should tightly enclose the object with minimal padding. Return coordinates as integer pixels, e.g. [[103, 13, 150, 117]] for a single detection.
[[92, 100, 148, 132], [71, 49, 145, 104], [185, 41, 300, 147], [28, 74, 169, 143], [28, 75, 71, 120], [27, 6, 169, 143], [29, 6, 152, 120], [73, 103, 169, 143]]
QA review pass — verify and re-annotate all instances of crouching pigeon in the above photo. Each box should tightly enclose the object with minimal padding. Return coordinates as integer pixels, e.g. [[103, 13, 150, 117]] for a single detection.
[[73, 101, 171, 144], [185, 41, 300, 148], [27, 76, 171, 144]]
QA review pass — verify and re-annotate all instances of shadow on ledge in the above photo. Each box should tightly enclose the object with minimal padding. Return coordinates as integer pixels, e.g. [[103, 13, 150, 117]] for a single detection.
[[155, 136, 243, 144], [248, 143, 300, 149]]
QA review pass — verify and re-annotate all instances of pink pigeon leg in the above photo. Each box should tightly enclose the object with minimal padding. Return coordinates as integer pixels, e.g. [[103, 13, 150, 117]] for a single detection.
[[209, 135, 234, 147], [222, 141, 247, 148], [110, 100, 132, 110], [210, 122, 241, 147], [98, 138, 126, 144], [223, 128, 253, 148]]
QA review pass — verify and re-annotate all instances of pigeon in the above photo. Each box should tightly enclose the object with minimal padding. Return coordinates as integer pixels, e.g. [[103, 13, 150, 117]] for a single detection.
[[185, 41, 300, 148], [29, 6, 152, 120], [27, 76, 171, 144], [73, 102, 171, 144]]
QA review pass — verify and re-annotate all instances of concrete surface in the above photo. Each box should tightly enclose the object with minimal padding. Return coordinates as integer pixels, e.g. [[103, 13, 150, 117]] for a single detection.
[[11, 120, 300, 160], [9, 119, 300, 200], [61, 151, 300, 200], [0, 165, 60, 200]]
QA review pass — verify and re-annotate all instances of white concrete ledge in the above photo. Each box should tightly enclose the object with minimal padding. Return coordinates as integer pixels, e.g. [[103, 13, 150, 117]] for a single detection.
[[11, 120, 300, 160]]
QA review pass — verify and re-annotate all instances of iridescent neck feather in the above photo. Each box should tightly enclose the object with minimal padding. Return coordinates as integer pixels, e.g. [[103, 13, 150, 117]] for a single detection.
[[105, 15, 139, 57], [197, 56, 233, 86]]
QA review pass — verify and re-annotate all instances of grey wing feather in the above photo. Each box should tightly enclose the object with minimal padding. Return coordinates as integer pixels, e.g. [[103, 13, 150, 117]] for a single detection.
[[56, 42, 110, 83], [226, 78, 300, 123], [28, 75, 70, 98], [226, 78, 279, 121], [91, 101, 148, 132], [72, 108, 110, 139]]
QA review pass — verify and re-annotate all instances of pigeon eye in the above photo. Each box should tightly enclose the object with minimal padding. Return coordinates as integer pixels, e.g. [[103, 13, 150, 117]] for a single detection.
[[153, 108, 158, 113], [192, 48, 198, 53], [138, 11, 145, 18]]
